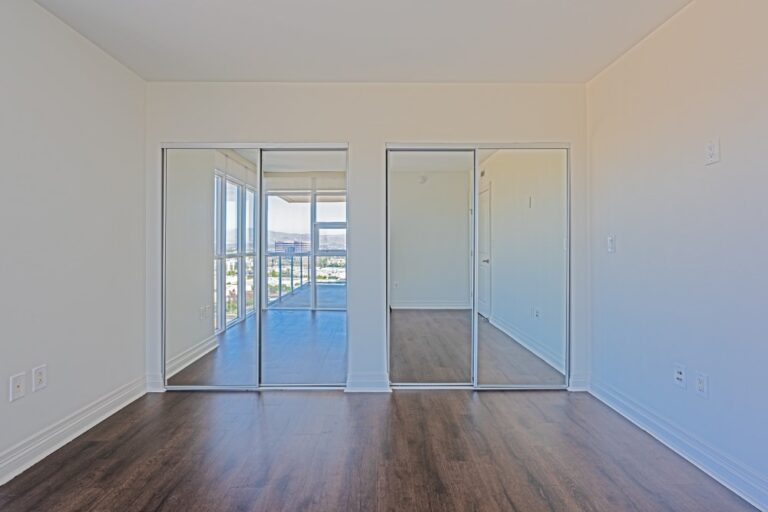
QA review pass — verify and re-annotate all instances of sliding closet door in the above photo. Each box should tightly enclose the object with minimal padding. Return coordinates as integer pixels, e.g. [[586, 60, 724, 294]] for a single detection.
[[388, 150, 474, 384], [164, 148, 260, 386], [260, 149, 348, 385], [476, 149, 568, 387]]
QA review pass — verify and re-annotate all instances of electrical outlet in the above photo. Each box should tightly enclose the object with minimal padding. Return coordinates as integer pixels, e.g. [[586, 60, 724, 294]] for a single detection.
[[534, 309, 541, 319], [10, 372, 26, 402], [32, 364, 47, 392], [673, 363, 686, 389], [695, 373, 709, 399]]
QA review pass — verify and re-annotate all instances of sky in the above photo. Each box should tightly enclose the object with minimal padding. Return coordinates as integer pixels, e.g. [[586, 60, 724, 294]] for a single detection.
[[267, 196, 346, 234]]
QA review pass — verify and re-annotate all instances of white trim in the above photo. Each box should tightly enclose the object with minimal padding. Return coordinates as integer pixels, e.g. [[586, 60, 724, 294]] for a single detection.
[[471, 149, 479, 386], [345, 372, 392, 393], [146, 373, 165, 393], [389, 301, 472, 310], [590, 380, 768, 511], [165, 335, 219, 379], [386, 142, 571, 150], [566, 376, 590, 392], [0, 377, 146, 486], [161, 142, 348, 150], [489, 315, 566, 374]]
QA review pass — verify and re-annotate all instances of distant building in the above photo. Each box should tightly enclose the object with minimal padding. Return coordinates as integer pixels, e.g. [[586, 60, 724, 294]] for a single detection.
[[274, 240, 310, 254]]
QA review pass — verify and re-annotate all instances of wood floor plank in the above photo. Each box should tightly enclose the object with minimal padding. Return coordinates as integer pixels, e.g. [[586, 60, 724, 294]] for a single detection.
[[0, 391, 755, 512]]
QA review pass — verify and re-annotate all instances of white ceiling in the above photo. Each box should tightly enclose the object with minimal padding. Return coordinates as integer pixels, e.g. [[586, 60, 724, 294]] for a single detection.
[[35, 0, 691, 83]]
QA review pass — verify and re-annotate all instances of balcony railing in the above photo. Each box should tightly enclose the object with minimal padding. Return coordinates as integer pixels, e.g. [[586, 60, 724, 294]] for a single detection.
[[266, 252, 310, 304], [265, 251, 347, 308]]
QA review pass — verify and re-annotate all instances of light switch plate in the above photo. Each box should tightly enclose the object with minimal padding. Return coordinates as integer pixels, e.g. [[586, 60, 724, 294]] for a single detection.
[[705, 138, 720, 165], [607, 234, 616, 254], [32, 364, 48, 392]]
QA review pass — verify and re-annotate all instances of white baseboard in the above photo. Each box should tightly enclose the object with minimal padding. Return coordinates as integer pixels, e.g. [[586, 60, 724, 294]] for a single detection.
[[390, 300, 471, 310], [145, 373, 165, 393], [567, 375, 590, 391], [165, 335, 219, 379], [346, 372, 391, 393], [590, 379, 767, 511], [0, 376, 146, 486], [489, 316, 565, 374]]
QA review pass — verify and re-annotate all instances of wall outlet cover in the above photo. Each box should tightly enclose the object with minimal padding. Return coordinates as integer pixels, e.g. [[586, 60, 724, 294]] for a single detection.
[[695, 373, 709, 398], [10, 372, 26, 402], [673, 363, 686, 389]]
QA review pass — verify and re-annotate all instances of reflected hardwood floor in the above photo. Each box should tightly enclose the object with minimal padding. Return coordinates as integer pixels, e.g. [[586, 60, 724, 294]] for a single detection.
[[0, 391, 755, 511], [477, 315, 565, 386], [261, 310, 346, 385], [168, 314, 258, 386], [390, 310, 565, 385], [168, 310, 346, 386], [389, 309, 472, 383]]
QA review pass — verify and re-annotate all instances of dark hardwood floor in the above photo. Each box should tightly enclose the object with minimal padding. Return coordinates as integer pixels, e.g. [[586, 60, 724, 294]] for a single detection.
[[168, 310, 347, 386], [0, 391, 754, 511], [390, 310, 566, 385]]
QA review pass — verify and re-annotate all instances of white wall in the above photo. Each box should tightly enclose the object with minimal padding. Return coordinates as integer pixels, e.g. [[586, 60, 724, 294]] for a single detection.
[[587, 0, 768, 507], [0, 0, 146, 483], [480, 150, 567, 372], [390, 169, 471, 309], [145, 83, 589, 391]]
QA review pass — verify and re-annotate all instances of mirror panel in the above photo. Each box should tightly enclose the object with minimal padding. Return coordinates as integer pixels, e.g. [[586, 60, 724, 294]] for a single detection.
[[260, 150, 348, 385], [388, 150, 474, 384], [164, 149, 259, 386], [476, 149, 568, 386]]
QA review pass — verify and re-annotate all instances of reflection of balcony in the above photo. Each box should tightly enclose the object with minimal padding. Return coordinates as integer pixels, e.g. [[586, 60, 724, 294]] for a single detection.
[[266, 252, 346, 309], [268, 281, 346, 309]]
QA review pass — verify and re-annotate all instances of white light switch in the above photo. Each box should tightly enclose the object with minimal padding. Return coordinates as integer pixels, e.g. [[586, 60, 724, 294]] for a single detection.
[[32, 364, 48, 392], [607, 234, 616, 254], [705, 138, 720, 165]]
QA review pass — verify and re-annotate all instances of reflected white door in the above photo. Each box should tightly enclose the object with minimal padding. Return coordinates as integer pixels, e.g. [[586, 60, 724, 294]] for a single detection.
[[478, 186, 491, 318]]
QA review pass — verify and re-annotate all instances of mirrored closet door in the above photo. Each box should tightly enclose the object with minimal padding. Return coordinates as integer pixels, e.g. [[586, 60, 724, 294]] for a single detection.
[[388, 150, 474, 384], [260, 149, 348, 386], [163, 147, 348, 388], [164, 149, 260, 386], [476, 148, 568, 387]]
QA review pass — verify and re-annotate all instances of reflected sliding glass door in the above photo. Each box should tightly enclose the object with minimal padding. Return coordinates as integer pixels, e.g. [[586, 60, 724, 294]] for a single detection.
[[260, 149, 348, 386]]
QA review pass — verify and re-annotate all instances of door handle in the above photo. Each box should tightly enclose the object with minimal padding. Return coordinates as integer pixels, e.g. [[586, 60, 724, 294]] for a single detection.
[[482, 259, 490, 263]]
